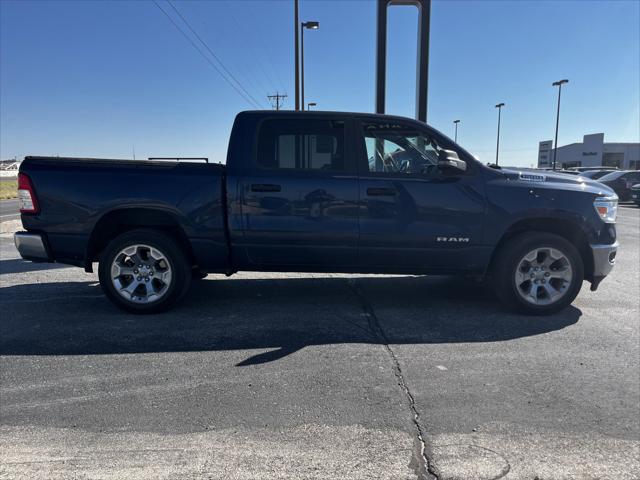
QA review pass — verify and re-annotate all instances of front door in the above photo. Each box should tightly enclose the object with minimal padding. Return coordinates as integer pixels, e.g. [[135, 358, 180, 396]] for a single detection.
[[356, 119, 487, 273], [238, 116, 360, 268]]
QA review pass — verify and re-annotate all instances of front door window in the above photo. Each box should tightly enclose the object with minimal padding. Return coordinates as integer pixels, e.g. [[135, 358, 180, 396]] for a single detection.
[[363, 124, 444, 177]]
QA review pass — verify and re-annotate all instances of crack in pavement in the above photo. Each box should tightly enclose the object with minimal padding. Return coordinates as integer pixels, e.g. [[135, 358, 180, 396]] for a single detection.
[[348, 279, 439, 480]]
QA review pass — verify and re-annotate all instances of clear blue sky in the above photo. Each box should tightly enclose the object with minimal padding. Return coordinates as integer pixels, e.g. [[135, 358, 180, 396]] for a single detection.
[[1, 0, 638, 166]]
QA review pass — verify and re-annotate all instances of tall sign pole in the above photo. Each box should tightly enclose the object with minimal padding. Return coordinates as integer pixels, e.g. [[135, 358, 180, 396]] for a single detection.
[[301, 22, 305, 110], [376, 0, 430, 122], [375, 0, 387, 115], [415, 0, 430, 122], [294, 0, 300, 110]]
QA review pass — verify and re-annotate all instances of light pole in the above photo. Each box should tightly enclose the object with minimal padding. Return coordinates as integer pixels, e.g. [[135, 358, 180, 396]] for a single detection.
[[307, 102, 317, 110], [300, 21, 319, 111], [453, 119, 460, 143], [552, 79, 569, 171], [495, 103, 505, 165]]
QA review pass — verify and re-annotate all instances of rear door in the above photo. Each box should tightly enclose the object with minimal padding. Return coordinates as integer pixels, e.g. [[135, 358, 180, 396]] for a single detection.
[[355, 118, 487, 272], [236, 115, 360, 268]]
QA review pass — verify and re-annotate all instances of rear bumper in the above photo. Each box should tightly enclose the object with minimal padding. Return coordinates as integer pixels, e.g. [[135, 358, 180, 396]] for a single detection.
[[589, 241, 618, 291], [14, 232, 51, 262]]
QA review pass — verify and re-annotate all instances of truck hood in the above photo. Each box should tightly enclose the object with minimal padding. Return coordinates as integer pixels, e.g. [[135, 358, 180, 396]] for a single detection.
[[497, 168, 617, 197]]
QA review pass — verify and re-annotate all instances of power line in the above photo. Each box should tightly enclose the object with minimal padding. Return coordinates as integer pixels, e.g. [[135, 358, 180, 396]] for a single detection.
[[152, 0, 261, 109], [242, 4, 286, 91], [224, 3, 280, 95], [267, 92, 287, 110], [165, 0, 265, 109], [153, 0, 260, 109]]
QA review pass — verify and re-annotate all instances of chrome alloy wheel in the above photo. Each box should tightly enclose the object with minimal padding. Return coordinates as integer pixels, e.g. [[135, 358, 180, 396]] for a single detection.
[[514, 247, 573, 306], [110, 244, 172, 304]]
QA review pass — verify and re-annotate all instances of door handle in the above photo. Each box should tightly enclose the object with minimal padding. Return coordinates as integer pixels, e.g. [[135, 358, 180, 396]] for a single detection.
[[366, 187, 397, 196], [251, 183, 281, 192]]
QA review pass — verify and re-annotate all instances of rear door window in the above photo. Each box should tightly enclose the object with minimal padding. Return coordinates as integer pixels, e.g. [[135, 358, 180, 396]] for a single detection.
[[256, 118, 349, 172]]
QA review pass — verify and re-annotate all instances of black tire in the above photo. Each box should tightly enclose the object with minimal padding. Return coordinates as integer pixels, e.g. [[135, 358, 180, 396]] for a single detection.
[[98, 229, 192, 314], [491, 232, 584, 315]]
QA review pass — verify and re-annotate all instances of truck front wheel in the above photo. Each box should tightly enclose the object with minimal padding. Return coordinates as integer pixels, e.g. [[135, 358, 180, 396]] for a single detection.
[[492, 232, 584, 315], [98, 229, 191, 314]]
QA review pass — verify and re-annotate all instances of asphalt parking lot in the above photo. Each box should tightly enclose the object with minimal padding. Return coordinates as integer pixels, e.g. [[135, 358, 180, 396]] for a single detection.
[[1, 206, 638, 479], [0, 198, 20, 223]]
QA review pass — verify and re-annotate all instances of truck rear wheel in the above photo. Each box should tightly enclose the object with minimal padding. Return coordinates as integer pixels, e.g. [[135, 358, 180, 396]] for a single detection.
[[492, 232, 584, 315], [98, 229, 191, 314]]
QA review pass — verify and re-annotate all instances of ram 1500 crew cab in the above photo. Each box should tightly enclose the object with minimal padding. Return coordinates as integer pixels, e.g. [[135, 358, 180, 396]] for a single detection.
[[15, 111, 619, 314]]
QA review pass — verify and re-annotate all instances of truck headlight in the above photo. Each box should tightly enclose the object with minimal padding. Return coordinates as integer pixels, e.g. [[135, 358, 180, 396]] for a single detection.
[[594, 196, 618, 223]]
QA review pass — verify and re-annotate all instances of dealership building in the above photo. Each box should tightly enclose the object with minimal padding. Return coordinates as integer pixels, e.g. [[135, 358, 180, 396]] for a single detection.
[[537, 133, 639, 170]]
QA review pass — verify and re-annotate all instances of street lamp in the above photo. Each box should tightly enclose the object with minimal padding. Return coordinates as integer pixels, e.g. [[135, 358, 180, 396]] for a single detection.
[[552, 79, 569, 171], [495, 103, 505, 165], [301, 21, 319, 111], [307, 102, 317, 110], [453, 119, 460, 143]]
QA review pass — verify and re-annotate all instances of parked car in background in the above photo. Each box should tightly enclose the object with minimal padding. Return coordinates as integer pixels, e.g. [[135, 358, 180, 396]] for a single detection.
[[598, 170, 640, 201], [540, 167, 581, 175], [567, 167, 618, 173], [539, 168, 580, 175], [630, 184, 640, 206], [579, 170, 620, 180]]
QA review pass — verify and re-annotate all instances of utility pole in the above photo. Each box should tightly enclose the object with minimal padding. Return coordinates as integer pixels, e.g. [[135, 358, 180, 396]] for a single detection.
[[453, 119, 460, 143], [268, 92, 288, 110], [294, 0, 300, 110]]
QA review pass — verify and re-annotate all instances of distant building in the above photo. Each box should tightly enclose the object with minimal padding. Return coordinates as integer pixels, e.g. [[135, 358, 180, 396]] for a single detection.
[[537, 134, 639, 170]]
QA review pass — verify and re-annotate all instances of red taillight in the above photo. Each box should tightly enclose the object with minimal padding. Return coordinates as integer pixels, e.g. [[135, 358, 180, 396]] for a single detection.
[[18, 173, 39, 214]]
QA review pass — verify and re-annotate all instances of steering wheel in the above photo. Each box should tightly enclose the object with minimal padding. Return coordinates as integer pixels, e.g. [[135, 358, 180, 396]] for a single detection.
[[383, 151, 404, 173]]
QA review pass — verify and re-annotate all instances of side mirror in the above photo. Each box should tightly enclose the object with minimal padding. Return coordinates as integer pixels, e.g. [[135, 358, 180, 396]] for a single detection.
[[438, 149, 467, 172]]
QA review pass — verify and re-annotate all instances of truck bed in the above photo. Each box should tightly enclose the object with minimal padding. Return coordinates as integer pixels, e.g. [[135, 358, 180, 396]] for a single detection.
[[19, 156, 229, 271]]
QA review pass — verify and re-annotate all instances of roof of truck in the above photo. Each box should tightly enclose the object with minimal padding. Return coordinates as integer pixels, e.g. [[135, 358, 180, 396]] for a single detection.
[[238, 109, 430, 124]]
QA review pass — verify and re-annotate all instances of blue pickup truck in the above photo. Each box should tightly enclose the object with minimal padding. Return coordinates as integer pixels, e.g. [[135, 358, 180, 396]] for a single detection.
[[15, 111, 619, 314]]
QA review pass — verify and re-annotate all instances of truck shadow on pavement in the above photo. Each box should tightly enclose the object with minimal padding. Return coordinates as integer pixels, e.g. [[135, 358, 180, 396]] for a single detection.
[[0, 258, 70, 274], [0, 275, 581, 363]]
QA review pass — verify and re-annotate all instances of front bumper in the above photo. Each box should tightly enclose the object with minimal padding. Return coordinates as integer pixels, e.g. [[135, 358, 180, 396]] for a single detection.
[[589, 241, 618, 290], [14, 232, 51, 262]]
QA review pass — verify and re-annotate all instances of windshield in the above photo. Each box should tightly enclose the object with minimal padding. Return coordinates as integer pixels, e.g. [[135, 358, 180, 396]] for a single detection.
[[598, 171, 626, 181]]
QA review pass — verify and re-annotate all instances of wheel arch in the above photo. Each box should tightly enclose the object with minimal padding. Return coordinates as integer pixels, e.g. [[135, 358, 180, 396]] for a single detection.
[[488, 217, 593, 280], [85, 207, 195, 272]]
